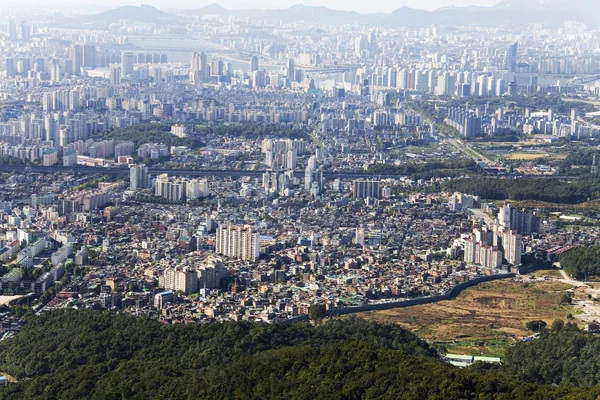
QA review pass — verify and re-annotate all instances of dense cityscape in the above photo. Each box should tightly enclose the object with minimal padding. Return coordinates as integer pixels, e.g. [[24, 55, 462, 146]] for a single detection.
[[1, 0, 600, 397]]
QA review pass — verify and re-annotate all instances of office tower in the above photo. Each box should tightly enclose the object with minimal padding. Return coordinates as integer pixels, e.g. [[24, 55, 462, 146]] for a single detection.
[[130, 164, 150, 190], [502, 231, 521, 266], [122, 52, 135, 76], [571, 108, 578, 136], [20, 22, 30, 41], [287, 58, 295, 83], [83, 44, 96, 68], [216, 224, 260, 262], [70, 44, 83, 75], [352, 180, 381, 199], [506, 42, 518, 73], [211, 59, 223, 77], [8, 20, 17, 41], [252, 70, 265, 88], [4, 58, 15, 77], [250, 55, 259, 72]]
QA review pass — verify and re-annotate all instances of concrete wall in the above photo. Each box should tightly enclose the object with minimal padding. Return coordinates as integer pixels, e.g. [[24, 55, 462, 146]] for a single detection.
[[287, 273, 516, 323]]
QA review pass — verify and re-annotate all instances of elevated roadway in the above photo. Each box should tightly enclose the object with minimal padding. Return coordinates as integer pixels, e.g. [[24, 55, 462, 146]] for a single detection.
[[0, 164, 578, 181]]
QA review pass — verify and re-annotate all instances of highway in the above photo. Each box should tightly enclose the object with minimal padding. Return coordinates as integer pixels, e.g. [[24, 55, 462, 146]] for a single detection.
[[0, 164, 416, 180], [0, 164, 577, 180]]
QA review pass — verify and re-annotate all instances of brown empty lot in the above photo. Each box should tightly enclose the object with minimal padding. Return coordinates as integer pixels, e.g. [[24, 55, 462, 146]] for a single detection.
[[358, 280, 576, 356]]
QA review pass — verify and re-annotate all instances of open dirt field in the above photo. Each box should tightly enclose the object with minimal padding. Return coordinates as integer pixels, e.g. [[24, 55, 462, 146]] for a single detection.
[[505, 153, 547, 160], [359, 280, 575, 356]]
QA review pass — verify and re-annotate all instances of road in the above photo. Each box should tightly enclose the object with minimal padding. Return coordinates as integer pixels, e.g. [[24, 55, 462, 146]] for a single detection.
[[443, 137, 493, 165], [0, 164, 578, 181], [544, 263, 600, 324], [468, 208, 495, 228], [0, 164, 421, 180]]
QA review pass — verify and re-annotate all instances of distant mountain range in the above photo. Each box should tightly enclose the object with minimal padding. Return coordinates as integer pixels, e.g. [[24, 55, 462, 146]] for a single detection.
[[83, 1, 600, 27], [81, 5, 175, 23]]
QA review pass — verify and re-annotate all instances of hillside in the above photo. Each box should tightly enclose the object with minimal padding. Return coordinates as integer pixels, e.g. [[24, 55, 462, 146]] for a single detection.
[[0, 311, 598, 399], [166, 2, 599, 27], [83, 5, 174, 23]]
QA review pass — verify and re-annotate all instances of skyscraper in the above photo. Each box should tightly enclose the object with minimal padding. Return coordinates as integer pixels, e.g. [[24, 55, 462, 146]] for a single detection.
[[20, 22, 30, 42], [506, 42, 518, 73], [250, 55, 259, 72], [83, 44, 96, 68], [8, 20, 17, 42], [287, 58, 295, 83], [70, 44, 83, 75], [130, 164, 150, 190], [122, 52, 135, 76]]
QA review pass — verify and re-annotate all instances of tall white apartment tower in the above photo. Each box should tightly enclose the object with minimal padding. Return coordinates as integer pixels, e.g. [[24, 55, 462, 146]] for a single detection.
[[216, 224, 260, 261]]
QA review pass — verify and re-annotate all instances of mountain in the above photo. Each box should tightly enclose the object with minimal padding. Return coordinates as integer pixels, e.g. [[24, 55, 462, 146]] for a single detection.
[[0, 310, 598, 399], [82, 5, 174, 23], [166, 2, 599, 28]]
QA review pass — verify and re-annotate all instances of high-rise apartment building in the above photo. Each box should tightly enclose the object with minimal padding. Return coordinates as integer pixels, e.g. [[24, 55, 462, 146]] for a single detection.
[[190, 51, 207, 83], [216, 224, 260, 262], [130, 164, 150, 190], [502, 230, 521, 266], [163, 268, 198, 295], [352, 179, 381, 199]]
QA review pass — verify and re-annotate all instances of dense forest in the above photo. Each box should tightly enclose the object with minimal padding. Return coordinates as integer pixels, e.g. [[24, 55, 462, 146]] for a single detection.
[[96, 123, 203, 149], [559, 246, 600, 279], [502, 328, 600, 387], [0, 311, 598, 399], [97, 123, 309, 152], [0, 155, 26, 166], [443, 174, 600, 204], [208, 124, 310, 141]]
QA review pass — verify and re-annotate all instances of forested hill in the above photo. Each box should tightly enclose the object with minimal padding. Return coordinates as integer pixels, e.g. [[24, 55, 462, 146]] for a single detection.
[[0, 311, 598, 399], [559, 246, 600, 280]]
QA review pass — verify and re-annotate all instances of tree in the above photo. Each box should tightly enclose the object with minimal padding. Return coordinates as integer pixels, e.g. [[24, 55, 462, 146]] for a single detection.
[[551, 319, 565, 331], [526, 320, 547, 332], [309, 303, 326, 322]]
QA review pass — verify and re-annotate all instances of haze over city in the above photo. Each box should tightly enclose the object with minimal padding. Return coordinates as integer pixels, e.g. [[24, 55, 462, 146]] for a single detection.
[[1, 0, 509, 13]]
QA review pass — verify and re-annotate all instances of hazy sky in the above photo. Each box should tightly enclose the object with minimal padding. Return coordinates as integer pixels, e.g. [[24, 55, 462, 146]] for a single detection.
[[2, 0, 501, 13]]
